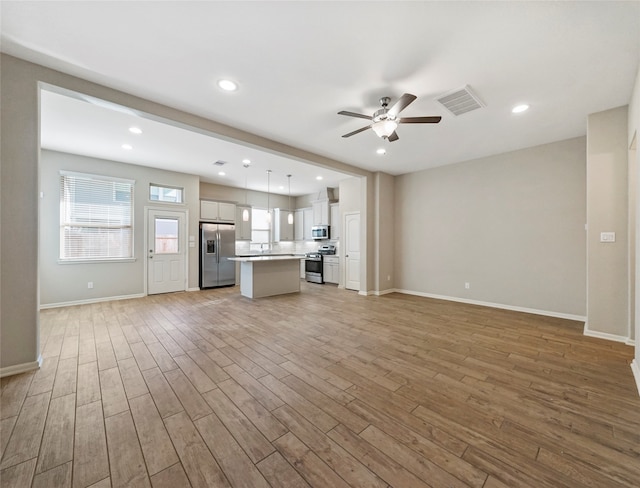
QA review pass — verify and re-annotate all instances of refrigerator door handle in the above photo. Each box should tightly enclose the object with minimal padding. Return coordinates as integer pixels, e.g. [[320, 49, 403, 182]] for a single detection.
[[217, 231, 220, 263]]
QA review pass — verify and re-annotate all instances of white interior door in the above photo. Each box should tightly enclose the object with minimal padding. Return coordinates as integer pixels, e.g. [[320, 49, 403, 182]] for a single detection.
[[147, 209, 186, 295], [344, 212, 361, 291]]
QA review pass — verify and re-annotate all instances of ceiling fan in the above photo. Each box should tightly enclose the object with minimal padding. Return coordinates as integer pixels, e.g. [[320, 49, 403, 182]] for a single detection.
[[338, 93, 441, 142]]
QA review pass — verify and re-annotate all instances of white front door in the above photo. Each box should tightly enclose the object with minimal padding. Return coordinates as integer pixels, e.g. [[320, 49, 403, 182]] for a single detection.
[[344, 212, 361, 291], [147, 209, 186, 295]]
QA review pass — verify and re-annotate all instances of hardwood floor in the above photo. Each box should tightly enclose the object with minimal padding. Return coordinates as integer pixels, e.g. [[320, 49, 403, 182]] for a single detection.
[[1, 282, 639, 487]]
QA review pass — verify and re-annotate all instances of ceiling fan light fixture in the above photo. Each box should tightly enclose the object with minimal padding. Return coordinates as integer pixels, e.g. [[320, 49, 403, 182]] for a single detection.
[[372, 119, 398, 138]]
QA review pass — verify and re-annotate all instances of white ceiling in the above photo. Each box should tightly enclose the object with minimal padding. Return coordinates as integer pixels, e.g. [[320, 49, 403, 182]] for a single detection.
[[2, 1, 640, 194]]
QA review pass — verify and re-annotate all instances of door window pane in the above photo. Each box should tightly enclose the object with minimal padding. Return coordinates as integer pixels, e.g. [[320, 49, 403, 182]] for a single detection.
[[155, 218, 179, 253]]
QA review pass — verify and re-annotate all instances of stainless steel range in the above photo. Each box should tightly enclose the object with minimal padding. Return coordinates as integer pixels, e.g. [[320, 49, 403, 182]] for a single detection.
[[305, 244, 336, 284], [305, 252, 323, 284]]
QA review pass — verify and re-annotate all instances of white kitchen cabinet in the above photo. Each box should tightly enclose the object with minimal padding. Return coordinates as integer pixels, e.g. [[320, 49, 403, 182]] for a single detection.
[[300, 259, 305, 279], [330, 203, 340, 240], [323, 256, 339, 284], [236, 205, 252, 240], [273, 208, 295, 241], [294, 209, 304, 241], [312, 200, 330, 226], [303, 208, 313, 240], [200, 200, 236, 222]]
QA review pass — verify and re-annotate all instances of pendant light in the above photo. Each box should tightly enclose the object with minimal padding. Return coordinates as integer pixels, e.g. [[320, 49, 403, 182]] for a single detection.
[[242, 162, 250, 222], [287, 174, 294, 225], [266, 169, 272, 224]]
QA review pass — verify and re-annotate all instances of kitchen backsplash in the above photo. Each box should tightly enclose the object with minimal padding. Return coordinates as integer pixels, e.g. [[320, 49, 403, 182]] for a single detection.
[[235, 240, 339, 255]]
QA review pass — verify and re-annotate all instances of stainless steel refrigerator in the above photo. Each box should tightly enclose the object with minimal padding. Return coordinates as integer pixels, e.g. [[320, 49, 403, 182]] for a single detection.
[[200, 223, 236, 288]]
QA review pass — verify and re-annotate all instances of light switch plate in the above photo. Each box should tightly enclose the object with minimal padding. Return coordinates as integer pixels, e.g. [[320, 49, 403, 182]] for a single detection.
[[600, 232, 616, 243]]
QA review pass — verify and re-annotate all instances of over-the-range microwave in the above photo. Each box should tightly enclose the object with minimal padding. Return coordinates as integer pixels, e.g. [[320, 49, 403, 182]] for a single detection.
[[312, 225, 330, 240]]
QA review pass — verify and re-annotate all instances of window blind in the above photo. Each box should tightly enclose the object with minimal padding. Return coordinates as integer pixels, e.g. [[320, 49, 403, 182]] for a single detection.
[[60, 172, 134, 260]]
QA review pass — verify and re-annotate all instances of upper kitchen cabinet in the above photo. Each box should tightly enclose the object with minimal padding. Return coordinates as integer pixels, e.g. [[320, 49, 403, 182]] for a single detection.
[[294, 207, 314, 241], [330, 203, 340, 240], [273, 208, 295, 241], [294, 209, 304, 241], [201, 200, 236, 222], [312, 200, 330, 226], [303, 208, 313, 240], [236, 205, 252, 240]]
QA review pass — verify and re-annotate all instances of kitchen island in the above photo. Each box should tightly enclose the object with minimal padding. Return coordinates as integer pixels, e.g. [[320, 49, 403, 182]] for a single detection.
[[229, 255, 306, 299]]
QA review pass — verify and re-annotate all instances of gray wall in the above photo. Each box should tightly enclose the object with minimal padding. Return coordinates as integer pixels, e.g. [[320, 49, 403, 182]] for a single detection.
[[1, 55, 40, 371], [200, 181, 290, 210], [630, 63, 640, 371], [394, 137, 587, 317], [374, 172, 395, 293], [40, 150, 200, 305], [586, 106, 629, 338]]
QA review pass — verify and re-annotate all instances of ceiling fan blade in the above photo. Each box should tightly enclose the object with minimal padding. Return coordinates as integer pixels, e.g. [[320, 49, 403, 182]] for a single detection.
[[342, 125, 371, 138], [398, 116, 442, 124], [388, 131, 399, 142], [338, 110, 372, 120], [387, 93, 417, 118]]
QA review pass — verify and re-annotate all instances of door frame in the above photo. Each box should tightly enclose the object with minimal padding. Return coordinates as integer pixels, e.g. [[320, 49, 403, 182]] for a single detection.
[[144, 206, 189, 295]]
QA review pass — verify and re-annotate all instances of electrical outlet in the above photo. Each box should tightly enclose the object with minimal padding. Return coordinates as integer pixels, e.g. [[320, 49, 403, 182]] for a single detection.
[[600, 232, 616, 243], [465, 282, 470, 289], [87, 282, 93, 289], [387, 275, 391, 281]]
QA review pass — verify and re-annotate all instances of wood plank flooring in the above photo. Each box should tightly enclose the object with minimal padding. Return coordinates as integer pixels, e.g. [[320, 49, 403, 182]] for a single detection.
[[1, 282, 639, 487]]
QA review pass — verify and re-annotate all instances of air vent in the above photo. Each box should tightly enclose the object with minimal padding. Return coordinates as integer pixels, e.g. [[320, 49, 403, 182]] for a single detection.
[[436, 85, 484, 116], [213, 160, 226, 166]]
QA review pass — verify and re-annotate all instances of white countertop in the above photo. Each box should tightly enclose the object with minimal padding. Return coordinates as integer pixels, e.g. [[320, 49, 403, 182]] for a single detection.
[[229, 255, 306, 263]]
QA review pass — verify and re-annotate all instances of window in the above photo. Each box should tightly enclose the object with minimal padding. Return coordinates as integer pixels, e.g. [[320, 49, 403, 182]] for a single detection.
[[251, 207, 271, 243], [60, 172, 134, 260], [149, 184, 183, 203], [154, 218, 179, 254]]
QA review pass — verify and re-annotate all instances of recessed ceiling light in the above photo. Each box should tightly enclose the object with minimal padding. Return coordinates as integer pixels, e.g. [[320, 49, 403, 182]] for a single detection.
[[316, 176, 323, 181], [129, 127, 142, 134], [217, 79, 238, 92], [376, 148, 386, 155], [512, 104, 529, 114], [121, 144, 133, 150], [218, 171, 226, 176], [242, 159, 251, 165]]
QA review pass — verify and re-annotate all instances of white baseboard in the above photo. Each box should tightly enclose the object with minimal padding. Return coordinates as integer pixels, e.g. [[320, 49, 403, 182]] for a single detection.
[[583, 323, 630, 344], [358, 290, 369, 296], [39, 293, 145, 310], [186, 287, 201, 292], [631, 359, 640, 397], [370, 288, 396, 296], [0, 355, 42, 378], [392, 288, 587, 322]]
